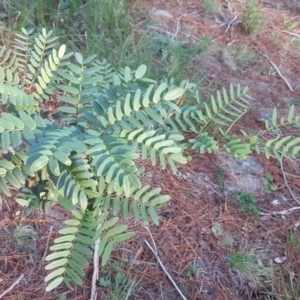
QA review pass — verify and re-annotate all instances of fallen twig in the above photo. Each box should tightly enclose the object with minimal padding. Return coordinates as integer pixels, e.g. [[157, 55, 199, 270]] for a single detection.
[[0, 274, 24, 299], [225, 15, 238, 32], [260, 206, 300, 216], [90, 236, 100, 300], [42, 226, 53, 260], [280, 154, 300, 205], [171, 11, 200, 40], [282, 30, 300, 39], [144, 238, 187, 300], [91, 213, 103, 300], [262, 54, 294, 92]]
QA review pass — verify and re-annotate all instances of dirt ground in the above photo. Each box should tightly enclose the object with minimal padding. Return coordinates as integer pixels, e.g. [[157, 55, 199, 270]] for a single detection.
[[1, 0, 300, 299]]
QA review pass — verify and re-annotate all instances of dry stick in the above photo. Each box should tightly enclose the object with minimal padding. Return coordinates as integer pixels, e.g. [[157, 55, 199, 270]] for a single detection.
[[262, 54, 294, 92], [282, 30, 300, 39], [171, 11, 200, 40], [261, 154, 300, 215], [260, 206, 300, 216], [42, 226, 53, 260], [225, 15, 238, 32], [280, 154, 300, 205], [144, 239, 187, 300], [0, 274, 24, 299], [90, 228, 101, 300]]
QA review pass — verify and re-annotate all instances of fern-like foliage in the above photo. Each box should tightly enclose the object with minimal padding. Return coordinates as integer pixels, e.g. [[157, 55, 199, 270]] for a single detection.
[[1, 27, 299, 293], [223, 105, 300, 160]]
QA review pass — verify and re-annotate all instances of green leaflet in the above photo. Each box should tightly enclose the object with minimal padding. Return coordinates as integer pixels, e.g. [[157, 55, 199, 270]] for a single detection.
[[1, 113, 24, 129], [30, 155, 49, 172], [50, 242, 73, 251], [68, 259, 85, 277], [101, 217, 119, 231], [65, 268, 83, 286], [0, 118, 15, 130], [45, 258, 68, 270], [1, 130, 10, 152], [112, 232, 135, 244], [10, 130, 22, 148], [54, 151, 72, 166], [44, 267, 65, 283], [19, 111, 36, 130], [71, 251, 89, 266], [5, 170, 21, 188], [46, 250, 70, 261], [0, 177, 11, 196], [101, 241, 114, 266], [148, 206, 159, 225], [135, 64, 147, 79], [105, 224, 127, 238], [153, 82, 167, 103], [45, 276, 64, 292], [164, 87, 185, 101]]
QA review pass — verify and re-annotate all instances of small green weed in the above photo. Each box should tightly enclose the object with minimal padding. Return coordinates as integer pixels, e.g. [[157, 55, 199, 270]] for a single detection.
[[264, 174, 277, 194], [291, 98, 300, 106], [241, 0, 264, 37], [214, 168, 225, 192], [211, 222, 235, 248], [232, 191, 260, 217], [266, 266, 300, 300], [150, 35, 211, 82], [229, 252, 255, 270], [186, 264, 198, 279], [284, 18, 300, 31], [201, 0, 219, 15], [235, 49, 254, 71], [229, 252, 271, 280], [292, 40, 300, 51], [286, 231, 300, 251], [99, 262, 137, 300]]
